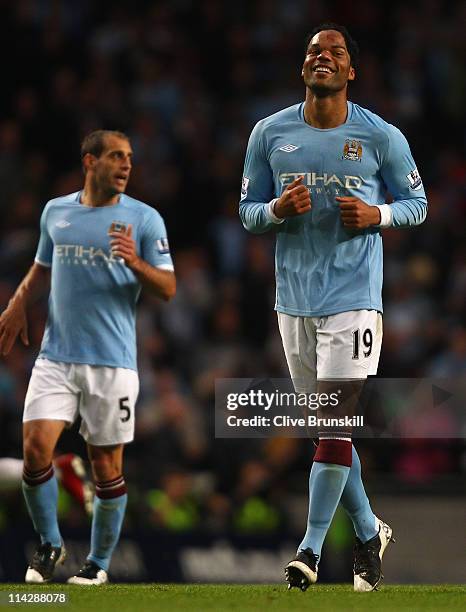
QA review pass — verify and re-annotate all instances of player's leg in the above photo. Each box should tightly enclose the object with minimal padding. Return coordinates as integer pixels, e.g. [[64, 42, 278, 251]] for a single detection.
[[68, 445, 126, 585], [343, 443, 394, 591], [67, 443, 126, 585], [340, 444, 378, 543], [283, 310, 384, 590], [295, 377, 359, 574], [278, 312, 320, 589], [22, 359, 80, 583], [316, 310, 393, 591], [23, 419, 67, 548], [68, 364, 138, 585], [88, 443, 126, 576], [339, 312, 382, 544], [279, 313, 362, 589]]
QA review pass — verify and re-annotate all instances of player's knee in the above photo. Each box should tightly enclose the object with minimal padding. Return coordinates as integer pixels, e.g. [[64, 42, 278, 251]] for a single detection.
[[23, 432, 54, 471], [89, 452, 122, 482]]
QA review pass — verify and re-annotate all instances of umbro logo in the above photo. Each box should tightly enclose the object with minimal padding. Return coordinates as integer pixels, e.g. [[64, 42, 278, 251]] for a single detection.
[[56, 220, 70, 228], [279, 144, 299, 153]]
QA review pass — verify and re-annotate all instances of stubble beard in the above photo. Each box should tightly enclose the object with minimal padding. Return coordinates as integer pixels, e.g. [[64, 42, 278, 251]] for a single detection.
[[92, 173, 120, 198], [307, 79, 342, 98]]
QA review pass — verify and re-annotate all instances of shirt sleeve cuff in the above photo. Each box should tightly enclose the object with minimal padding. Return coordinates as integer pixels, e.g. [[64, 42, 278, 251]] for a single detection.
[[156, 263, 175, 271], [375, 204, 393, 228], [34, 257, 52, 268], [266, 199, 285, 224]]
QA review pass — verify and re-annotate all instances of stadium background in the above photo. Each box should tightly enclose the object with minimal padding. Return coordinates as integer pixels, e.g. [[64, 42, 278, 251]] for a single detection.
[[0, 0, 464, 584]]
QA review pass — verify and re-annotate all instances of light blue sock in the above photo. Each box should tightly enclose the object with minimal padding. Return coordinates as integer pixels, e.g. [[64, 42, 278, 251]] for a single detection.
[[87, 494, 127, 572], [340, 445, 378, 543], [22, 476, 62, 547], [298, 461, 350, 560]]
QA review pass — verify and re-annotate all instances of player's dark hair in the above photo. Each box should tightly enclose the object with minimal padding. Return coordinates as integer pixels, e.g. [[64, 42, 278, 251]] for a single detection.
[[305, 23, 359, 70], [80, 129, 130, 160]]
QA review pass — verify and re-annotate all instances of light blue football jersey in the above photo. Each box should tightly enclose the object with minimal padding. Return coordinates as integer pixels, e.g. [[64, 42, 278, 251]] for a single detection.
[[240, 101, 427, 317], [35, 192, 174, 371]]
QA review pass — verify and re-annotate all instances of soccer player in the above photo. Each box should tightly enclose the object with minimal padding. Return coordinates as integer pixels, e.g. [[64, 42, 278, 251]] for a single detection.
[[0, 130, 176, 584], [239, 24, 427, 591]]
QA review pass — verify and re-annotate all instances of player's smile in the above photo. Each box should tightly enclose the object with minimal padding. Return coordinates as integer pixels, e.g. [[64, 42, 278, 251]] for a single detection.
[[312, 64, 336, 76]]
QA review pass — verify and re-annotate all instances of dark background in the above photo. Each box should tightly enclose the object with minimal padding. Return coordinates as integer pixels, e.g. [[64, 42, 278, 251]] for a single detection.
[[0, 0, 464, 583]]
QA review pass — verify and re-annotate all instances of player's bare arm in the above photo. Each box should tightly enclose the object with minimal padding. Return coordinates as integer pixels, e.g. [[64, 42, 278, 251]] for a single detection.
[[273, 176, 312, 219], [0, 263, 50, 355], [337, 196, 382, 229], [110, 225, 176, 301]]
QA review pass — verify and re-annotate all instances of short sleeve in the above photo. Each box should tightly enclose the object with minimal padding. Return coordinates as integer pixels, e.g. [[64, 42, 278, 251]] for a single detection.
[[35, 203, 53, 267], [140, 208, 174, 270]]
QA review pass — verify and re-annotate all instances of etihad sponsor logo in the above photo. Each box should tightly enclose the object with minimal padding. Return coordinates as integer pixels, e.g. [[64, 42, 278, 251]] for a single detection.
[[280, 172, 363, 190], [55, 244, 121, 267]]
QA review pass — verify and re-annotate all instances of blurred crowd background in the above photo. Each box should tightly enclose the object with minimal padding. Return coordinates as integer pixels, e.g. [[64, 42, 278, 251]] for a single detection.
[[0, 0, 465, 544]]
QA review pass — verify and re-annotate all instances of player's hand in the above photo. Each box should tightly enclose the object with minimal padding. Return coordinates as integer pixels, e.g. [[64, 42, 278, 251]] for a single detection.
[[0, 302, 29, 355], [109, 224, 138, 268], [337, 197, 381, 229], [274, 176, 312, 219]]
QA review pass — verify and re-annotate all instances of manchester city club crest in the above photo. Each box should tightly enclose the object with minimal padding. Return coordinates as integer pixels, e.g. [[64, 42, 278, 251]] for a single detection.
[[342, 139, 363, 162], [108, 221, 128, 234]]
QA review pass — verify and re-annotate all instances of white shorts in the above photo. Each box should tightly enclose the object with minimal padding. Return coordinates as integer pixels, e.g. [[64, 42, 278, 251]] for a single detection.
[[23, 358, 139, 446], [277, 310, 382, 392]]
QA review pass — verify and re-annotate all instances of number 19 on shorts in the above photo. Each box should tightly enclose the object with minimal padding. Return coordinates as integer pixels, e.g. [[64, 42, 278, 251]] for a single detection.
[[352, 328, 373, 359]]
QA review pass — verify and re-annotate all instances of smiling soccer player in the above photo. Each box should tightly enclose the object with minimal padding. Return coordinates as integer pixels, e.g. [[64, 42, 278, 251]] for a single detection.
[[239, 23, 426, 592]]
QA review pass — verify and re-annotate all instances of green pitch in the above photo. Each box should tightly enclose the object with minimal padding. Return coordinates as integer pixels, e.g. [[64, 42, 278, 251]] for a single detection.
[[0, 584, 464, 611]]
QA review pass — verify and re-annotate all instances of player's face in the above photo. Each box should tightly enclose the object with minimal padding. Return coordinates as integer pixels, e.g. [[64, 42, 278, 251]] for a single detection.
[[302, 30, 355, 96], [92, 136, 133, 195]]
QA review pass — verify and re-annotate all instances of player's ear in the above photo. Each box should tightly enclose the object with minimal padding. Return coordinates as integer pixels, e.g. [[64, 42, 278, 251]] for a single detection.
[[83, 153, 96, 173], [348, 66, 355, 81]]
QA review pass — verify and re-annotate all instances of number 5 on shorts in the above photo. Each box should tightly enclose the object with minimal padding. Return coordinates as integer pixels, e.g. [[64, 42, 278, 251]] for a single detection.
[[119, 397, 131, 422]]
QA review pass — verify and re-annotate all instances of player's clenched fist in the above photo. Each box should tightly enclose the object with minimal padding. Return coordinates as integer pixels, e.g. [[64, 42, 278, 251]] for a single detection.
[[337, 197, 381, 229], [273, 176, 312, 219]]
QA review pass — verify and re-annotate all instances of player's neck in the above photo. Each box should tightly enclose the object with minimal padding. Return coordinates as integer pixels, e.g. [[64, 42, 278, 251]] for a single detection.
[[81, 185, 120, 208], [303, 92, 348, 129]]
